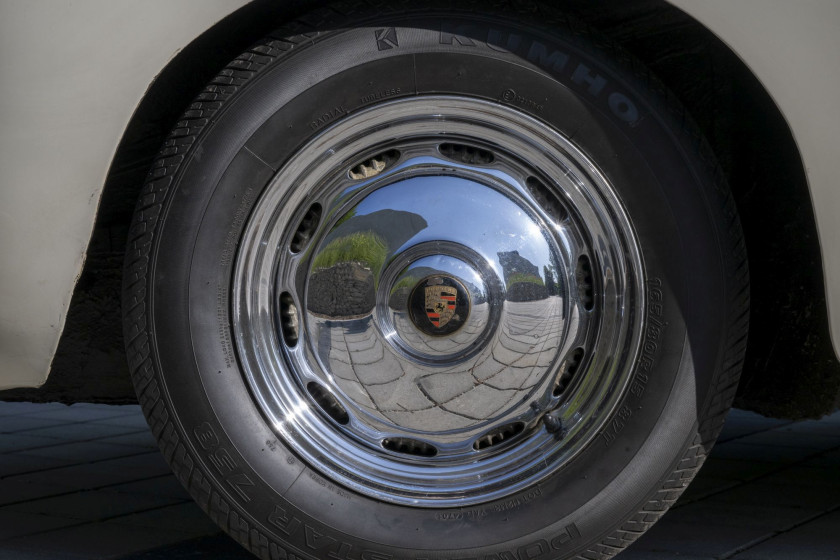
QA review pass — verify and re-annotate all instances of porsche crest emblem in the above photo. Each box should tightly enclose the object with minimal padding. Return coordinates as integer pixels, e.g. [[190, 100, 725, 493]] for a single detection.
[[424, 285, 457, 328], [408, 275, 470, 336]]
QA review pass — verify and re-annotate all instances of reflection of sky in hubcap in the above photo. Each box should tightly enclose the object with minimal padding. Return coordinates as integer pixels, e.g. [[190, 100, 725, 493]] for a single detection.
[[349, 175, 554, 276], [306, 172, 569, 437]]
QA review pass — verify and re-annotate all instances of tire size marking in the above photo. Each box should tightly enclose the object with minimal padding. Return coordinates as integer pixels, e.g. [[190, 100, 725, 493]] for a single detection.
[[193, 422, 256, 503], [632, 277, 666, 399], [493, 486, 542, 514], [433, 488, 542, 522], [306, 469, 353, 501], [219, 187, 257, 268], [216, 286, 233, 368], [435, 509, 487, 521], [439, 23, 642, 125], [435, 488, 542, 521], [218, 186, 257, 369], [309, 106, 348, 131], [360, 87, 402, 106], [602, 278, 666, 447], [601, 405, 633, 446]]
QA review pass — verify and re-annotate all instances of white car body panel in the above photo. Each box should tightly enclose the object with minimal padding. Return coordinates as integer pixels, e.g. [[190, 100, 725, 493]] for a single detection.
[[0, 0, 249, 390], [0, 0, 837, 389]]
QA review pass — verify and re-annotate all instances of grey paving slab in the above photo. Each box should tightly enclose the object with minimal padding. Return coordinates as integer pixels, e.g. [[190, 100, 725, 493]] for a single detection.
[[736, 429, 840, 450], [82, 452, 175, 480], [675, 475, 739, 503], [4, 489, 184, 521], [14, 405, 136, 423], [117, 534, 251, 559], [5, 452, 172, 490], [88, 414, 152, 429], [0, 416, 72, 433], [706, 481, 840, 511], [775, 419, 840, 436], [697, 457, 780, 482], [95, 430, 159, 450], [105, 476, 192, 501], [616, 549, 714, 560], [0, 479, 75, 506], [13, 441, 151, 463], [0, 549, 66, 560], [0, 434, 63, 453], [0, 522, 196, 559], [804, 448, 840, 468], [716, 410, 793, 443], [710, 441, 822, 464], [16, 422, 145, 442], [760, 465, 840, 488], [0, 402, 67, 417], [665, 500, 818, 532], [0, 510, 81, 539], [106, 502, 219, 536], [0, 453, 76, 477], [730, 509, 840, 560], [619, 519, 772, 558]]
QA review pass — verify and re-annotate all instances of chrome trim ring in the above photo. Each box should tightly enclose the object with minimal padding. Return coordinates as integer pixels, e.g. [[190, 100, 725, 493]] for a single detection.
[[233, 96, 644, 507]]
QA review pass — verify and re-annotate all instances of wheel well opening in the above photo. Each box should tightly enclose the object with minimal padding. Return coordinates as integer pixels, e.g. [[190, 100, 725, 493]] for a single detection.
[[8, 0, 836, 417]]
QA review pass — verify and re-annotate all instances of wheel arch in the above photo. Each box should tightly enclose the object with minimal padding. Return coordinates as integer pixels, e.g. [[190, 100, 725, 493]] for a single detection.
[[564, 0, 840, 418], [5, 0, 837, 417]]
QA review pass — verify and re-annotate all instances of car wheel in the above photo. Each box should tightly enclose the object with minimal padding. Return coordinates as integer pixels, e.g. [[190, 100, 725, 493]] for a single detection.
[[123, 3, 748, 559]]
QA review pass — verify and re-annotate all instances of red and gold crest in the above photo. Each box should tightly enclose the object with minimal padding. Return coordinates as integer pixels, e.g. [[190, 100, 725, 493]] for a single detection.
[[424, 285, 457, 328]]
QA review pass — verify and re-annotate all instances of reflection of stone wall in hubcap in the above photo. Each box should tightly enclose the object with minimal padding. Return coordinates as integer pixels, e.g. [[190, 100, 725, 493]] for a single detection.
[[408, 276, 470, 336]]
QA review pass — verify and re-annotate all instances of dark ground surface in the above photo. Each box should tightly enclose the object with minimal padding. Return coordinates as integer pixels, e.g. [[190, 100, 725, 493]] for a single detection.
[[0, 403, 838, 559]]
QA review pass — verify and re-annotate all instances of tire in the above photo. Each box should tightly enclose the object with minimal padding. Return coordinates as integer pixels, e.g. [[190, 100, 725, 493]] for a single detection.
[[123, 3, 748, 559]]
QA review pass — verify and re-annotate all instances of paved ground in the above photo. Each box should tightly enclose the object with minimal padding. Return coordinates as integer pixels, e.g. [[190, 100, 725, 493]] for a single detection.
[[0, 402, 838, 559]]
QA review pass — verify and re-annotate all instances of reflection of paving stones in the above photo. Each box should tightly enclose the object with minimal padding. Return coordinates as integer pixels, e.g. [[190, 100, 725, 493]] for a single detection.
[[395, 303, 490, 353], [472, 354, 507, 382], [311, 297, 565, 432], [417, 370, 476, 404]]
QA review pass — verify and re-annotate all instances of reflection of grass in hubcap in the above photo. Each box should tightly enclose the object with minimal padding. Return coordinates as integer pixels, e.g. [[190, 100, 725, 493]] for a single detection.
[[310, 231, 387, 278]]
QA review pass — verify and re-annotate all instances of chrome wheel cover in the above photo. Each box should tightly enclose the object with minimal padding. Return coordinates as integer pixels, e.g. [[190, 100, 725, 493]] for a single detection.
[[233, 96, 644, 507]]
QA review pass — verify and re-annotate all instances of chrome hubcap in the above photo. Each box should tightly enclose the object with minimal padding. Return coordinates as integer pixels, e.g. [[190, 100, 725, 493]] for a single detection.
[[233, 96, 644, 506]]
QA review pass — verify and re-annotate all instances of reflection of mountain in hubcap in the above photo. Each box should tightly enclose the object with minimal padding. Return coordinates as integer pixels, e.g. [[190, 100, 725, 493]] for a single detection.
[[234, 97, 643, 507], [409, 276, 471, 336]]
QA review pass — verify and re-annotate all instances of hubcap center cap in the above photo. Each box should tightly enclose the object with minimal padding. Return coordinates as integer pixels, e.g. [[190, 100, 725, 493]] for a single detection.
[[408, 275, 470, 336]]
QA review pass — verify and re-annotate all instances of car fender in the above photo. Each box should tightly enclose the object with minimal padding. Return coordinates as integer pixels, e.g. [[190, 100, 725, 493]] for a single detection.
[[0, 0, 248, 389]]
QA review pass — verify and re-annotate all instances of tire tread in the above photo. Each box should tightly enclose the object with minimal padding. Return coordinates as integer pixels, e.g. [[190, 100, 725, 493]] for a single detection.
[[122, 2, 749, 559]]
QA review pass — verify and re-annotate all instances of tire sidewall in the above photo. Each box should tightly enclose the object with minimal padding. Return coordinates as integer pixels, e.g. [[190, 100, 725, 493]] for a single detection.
[[147, 15, 728, 558]]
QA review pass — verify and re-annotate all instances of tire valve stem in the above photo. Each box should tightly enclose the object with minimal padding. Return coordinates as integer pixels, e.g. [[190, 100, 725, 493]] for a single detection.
[[543, 412, 566, 438]]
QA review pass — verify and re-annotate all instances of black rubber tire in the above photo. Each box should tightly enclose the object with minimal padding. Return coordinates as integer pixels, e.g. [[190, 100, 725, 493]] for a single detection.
[[123, 3, 749, 559]]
